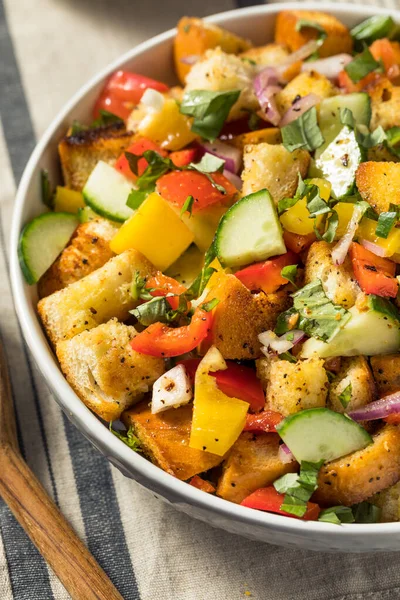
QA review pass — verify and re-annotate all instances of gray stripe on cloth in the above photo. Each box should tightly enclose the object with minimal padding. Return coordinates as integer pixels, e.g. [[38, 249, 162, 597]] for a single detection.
[[63, 417, 140, 600]]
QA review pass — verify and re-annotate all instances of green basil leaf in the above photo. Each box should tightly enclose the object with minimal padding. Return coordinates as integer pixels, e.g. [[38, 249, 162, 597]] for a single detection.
[[180, 195, 194, 217], [201, 298, 219, 312], [70, 120, 88, 135], [352, 501, 381, 523], [186, 243, 217, 300], [126, 187, 154, 210], [375, 207, 398, 239], [275, 306, 300, 335], [281, 107, 324, 152], [130, 270, 153, 301], [180, 89, 241, 141], [190, 153, 225, 174], [351, 16, 395, 49], [306, 184, 330, 217], [274, 460, 323, 518], [386, 126, 400, 147], [41, 169, 54, 209], [130, 294, 187, 326], [278, 351, 298, 363], [281, 265, 298, 287], [277, 195, 300, 215], [109, 423, 142, 452], [344, 47, 384, 83], [339, 382, 352, 409], [291, 279, 351, 342], [322, 210, 339, 243], [357, 125, 387, 149], [318, 506, 355, 524], [340, 107, 356, 129], [295, 19, 327, 42], [91, 109, 124, 129], [136, 150, 175, 188]]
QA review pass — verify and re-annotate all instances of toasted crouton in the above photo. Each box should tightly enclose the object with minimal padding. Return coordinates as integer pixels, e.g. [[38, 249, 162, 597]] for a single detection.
[[314, 424, 400, 506], [241, 143, 310, 202], [174, 17, 251, 84], [58, 123, 135, 191], [185, 48, 258, 121], [240, 43, 289, 67], [328, 356, 376, 414], [370, 354, 400, 396], [276, 71, 336, 115], [356, 162, 400, 214], [369, 78, 400, 131], [38, 218, 118, 298], [216, 432, 297, 503], [227, 128, 281, 153], [122, 402, 224, 480], [204, 273, 291, 360], [304, 241, 360, 308], [266, 356, 328, 416], [275, 10, 353, 58], [371, 481, 400, 522], [57, 319, 164, 421], [256, 356, 275, 392], [367, 144, 400, 163], [38, 249, 155, 346]]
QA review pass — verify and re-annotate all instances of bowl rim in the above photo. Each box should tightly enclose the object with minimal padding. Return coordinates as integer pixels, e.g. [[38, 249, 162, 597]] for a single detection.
[[10, 1, 400, 540]]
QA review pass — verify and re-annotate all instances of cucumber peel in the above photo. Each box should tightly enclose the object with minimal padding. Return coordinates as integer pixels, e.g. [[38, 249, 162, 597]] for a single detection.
[[83, 161, 134, 222]]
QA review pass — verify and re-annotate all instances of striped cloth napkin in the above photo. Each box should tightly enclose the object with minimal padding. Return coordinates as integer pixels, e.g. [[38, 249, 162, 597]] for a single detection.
[[2, 0, 400, 598]]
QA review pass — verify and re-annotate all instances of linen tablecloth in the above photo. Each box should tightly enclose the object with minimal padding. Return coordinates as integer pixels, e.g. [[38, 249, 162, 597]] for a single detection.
[[2, 0, 400, 598]]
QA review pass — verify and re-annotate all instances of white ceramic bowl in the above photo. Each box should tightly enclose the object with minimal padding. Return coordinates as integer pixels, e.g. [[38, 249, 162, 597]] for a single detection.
[[10, 2, 400, 552]]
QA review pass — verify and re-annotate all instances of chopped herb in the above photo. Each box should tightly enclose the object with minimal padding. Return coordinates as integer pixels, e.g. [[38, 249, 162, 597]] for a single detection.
[[41, 169, 54, 209], [186, 243, 217, 300], [275, 306, 300, 335], [279, 351, 297, 363], [339, 383, 352, 409], [320, 209, 339, 243], [318, 505, 355, 525], [281, 107, 324, 152], [278, 173, 329, 217], [91, 109, 124, 129], [344, 47, 384, 83], [131, 294, 187, 326], [190, 152, 225, 174], [180, 195, 194, 217], [130, 150, 175, 187], [130, 271, 153, 302], [70, 120, 87, 135], [295, 19, 327, 43], [241, 57, 257, 66], [351, 16, 395, 50], [375, 205, 398, 239], [180, 89, 241, 141], [201, 298, 219, 312], [126, 187, 155, 210], [274, 460, 324, 517], [352, 501, 381, 523], [281, 264, 298, 287], [109, 423, 142, 452]]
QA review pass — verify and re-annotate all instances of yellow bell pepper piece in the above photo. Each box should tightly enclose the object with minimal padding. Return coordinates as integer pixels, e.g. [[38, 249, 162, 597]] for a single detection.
[[334, 202, 355, 240], [138, 98, 197, 151], [54, 186, 85, 213], [189, 346, 249, 456], [357, 217, 400, 256], [279, 178, 331, 235], [109, 192, 194, 271]]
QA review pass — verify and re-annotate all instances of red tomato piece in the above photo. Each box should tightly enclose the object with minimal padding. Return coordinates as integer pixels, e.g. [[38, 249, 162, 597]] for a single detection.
[[115, 139, 167, 181], [243, 410, 283, 433], [384, 413, 400, 424], [170, 148, 198, 167], [283, 230, 316, 254], [156, 170, 237, 213], [235, 252, 299, 294], [93, 70, 169, 119], [338, 39, 399, 93], [179, 358, 265, 412], [349, 242, 398, 298], [130, 308, 212, 357], [241, 486, 320, 521], [145, 273, 187, 311], [189, 475, 216, 493]]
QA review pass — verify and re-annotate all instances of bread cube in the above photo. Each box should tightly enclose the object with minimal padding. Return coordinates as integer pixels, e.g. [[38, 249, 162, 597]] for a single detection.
[[370, 354, 400, 396], [240, 43, 289, 66], [356, 161, 400, 214], [328, 356, 376, 414], [276, 71, 336, 115]]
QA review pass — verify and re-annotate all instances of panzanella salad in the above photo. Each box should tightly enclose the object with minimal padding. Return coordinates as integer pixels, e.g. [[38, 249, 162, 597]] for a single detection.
[[20, 11, 400, 524]]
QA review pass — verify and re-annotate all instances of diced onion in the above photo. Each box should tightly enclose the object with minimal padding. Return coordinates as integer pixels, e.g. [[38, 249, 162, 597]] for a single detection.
[[253, 67, 282, 126], [332, 205, 364, 266], [198, 140, 242, 174], [301, 54, 352, 80], [275, 40, 322, 78], [348, 392, 400, 422], [258, 329, 305, 355], [279, 93, 321, 127], [360, 239, 388, 257], [151, 365, 193, 414], [141, 88, 165, 112], [279, 443, 296, 464], [223, 169, 242, 190]]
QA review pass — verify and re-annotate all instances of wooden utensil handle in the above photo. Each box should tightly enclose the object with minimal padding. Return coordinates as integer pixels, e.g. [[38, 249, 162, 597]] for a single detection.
[[0, 446, 124, 600]]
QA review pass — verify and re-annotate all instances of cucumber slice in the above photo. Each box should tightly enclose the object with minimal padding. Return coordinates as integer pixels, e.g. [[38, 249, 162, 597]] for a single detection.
[[315, 126, 363, 199], [214, 189, 286, 268], [301, 299, 400, 358], [82, 161, 134, 222], [18, 212, 79, 284], [276, 408, 372, 463], [316, 93, 371, 157]]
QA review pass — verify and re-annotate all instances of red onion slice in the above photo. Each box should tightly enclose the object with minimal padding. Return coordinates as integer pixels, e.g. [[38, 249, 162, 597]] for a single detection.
[[180, 55, 200, 65], [360, 239, 387, 258], [279, 93, 321, 127], [279, 443, 296, 464], [253, 67, 282, 126], [275, 40, 322, 79], [301, 54, 352, 81], [348, 392, 400, 422], [332, 205, 364, 266], [198, 140, 242, 174], [223, 169, 242, 191]]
